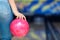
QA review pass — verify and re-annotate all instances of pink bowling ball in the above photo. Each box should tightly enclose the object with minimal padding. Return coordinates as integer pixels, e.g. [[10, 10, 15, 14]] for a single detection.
[[10, 18, 29, 37]]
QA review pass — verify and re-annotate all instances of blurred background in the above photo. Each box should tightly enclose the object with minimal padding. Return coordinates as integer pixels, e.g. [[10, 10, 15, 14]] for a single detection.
[[12, 0, 60, 40]]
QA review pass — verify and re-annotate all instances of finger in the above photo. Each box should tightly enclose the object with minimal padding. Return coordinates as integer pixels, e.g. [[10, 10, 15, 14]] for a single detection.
[[23, 16, 26, 20], [21, 16, 24, 20], [19, 16, 22, 19], [21, 14, 26, 20]]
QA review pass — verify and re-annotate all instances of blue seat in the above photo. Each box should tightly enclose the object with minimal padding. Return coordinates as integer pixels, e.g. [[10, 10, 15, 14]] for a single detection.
[[18, 0, 60, 16]]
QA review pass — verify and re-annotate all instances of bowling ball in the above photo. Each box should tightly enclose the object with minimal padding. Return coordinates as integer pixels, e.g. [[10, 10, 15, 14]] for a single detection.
[[10, 18, 29, 37]]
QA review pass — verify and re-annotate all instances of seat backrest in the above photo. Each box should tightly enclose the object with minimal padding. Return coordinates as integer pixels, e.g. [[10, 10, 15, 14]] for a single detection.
[[15, 0, 60, 16]]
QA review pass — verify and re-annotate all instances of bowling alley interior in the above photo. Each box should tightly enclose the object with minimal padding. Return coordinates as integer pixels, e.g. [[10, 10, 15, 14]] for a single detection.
[[12, 0, 60, 40], [0, 0, 60, 40]]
